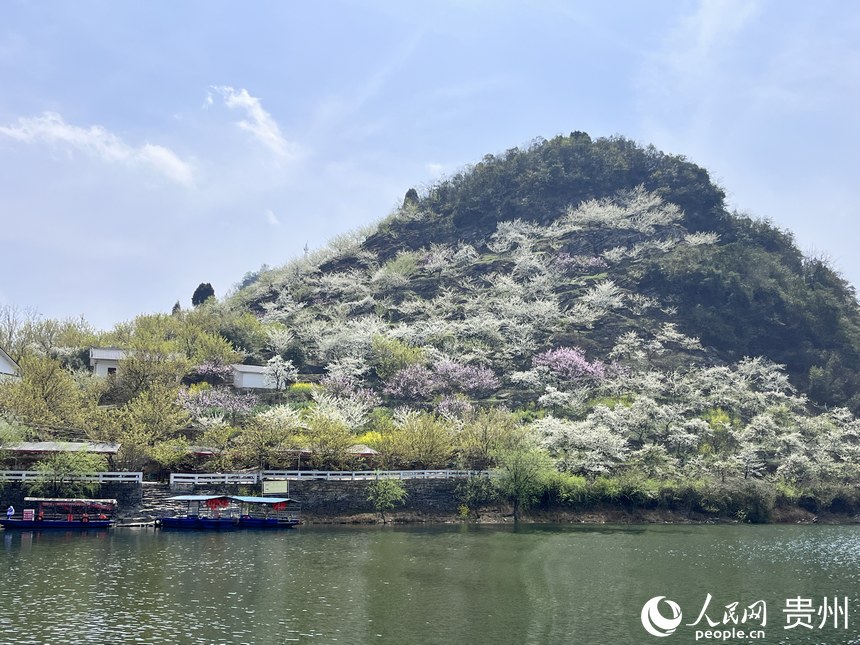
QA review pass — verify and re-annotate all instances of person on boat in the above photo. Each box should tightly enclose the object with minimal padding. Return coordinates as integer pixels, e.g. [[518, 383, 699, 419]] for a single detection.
[[81, 513, 89, 523], [5, 505, 13, 520], [36, 512, 44, 522]]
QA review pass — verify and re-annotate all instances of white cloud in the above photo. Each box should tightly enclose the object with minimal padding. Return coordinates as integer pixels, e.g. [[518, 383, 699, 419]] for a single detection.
[[212, 86, 297, 158], [265, 209, 280, 226], [649, 0, 761, 90], [0, 111, 194, 186]]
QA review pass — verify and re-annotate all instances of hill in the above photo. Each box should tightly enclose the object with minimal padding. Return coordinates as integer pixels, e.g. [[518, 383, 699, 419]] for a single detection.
[[230, 132, 860, 413], [5, 132, 860, 521]]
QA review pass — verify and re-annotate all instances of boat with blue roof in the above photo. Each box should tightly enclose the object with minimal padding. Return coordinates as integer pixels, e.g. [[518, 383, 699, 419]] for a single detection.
[[156, 494, 300, 530]]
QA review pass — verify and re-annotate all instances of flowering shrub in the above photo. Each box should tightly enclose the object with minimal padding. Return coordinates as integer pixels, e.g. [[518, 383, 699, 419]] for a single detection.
[[434, 358, 500, 395], [553, 253, 608, 273], [436, 395, 474, 420], [189, 360, 233, 385], [179, 387, 258, 422], [383, 364, 438, 400], [533, 347, 605, 381]]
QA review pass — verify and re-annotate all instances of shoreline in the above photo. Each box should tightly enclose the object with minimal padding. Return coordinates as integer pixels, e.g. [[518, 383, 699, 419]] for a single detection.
[[298, 505, 860, 526]]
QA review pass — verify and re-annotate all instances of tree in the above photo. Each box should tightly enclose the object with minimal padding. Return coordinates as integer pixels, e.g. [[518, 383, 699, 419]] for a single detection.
[[402, 187, 419, 208], [25, 449, 109, 498], [265, 356, 298, 391], [300, 411, 354, 469], [457, 408, 521, 469], [114, 385, 190, 471], [493, 435, 554, 521], [237, 405, 302, 469], [367, 478, 407, 523], [390, 412, 453, 469], [115, 342, 189, 401], [0, 354, 98, 428], [192, 283, 215, 307]]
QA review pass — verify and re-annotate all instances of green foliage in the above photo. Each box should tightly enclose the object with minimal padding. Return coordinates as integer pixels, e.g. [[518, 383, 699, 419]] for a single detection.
[[113, 385, 190, 471], [455, 473, 499, 514], [300, 413, 353, 469], [192, 282, 215, 307], [114, 340, 190, 401], [641, 241, 860, 412], [0, 354, 101, 428], [367, 477, 408, 521], [380, 251, 420, 278], [371, 335, 426, 380], [456, 408, 522, 469], [25, 450, 109, 498], [385, 412, 453, 469], [492, 436, 555, 521]]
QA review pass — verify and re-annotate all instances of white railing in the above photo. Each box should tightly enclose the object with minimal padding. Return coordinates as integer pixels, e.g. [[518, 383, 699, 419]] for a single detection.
[[169, 472, 261, 485], [0, 471, 143, 483], [261, 469, 480, 481], [169, 470, 482, 486]]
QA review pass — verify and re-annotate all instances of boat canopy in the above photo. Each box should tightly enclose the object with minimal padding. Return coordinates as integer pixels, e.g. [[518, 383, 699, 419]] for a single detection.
[[24, 497, 118, 506], [231, 496, 294, 505], [168, 495, 295, 504]]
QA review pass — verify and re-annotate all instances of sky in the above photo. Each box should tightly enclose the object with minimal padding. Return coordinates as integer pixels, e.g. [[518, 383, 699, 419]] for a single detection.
[[1, 0, 858, 330]]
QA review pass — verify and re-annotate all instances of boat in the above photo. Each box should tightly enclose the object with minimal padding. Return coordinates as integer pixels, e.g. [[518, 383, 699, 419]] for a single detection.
[[0, 497, 116, 530], [157, 495, 237, 530], [233, 496, 301, 529], [156, 494, 301, 530]]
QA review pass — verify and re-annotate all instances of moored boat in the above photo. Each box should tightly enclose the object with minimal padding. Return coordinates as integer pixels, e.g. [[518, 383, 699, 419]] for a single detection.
[[233, 496, 301, 528], [156, 494, 301, 529], [157, 495, 237, 530], [0, 497, 116, 530]]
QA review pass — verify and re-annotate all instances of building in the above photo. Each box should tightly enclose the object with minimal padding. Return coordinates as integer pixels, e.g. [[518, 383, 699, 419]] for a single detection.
[[0, 346, 20, 379], [88, 347, 277, 390], [231, 363, 273, 389], [89, 347, 126, 377]]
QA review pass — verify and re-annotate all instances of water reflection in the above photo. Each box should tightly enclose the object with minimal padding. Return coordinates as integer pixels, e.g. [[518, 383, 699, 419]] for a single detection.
[[0, 524, 857, 644]]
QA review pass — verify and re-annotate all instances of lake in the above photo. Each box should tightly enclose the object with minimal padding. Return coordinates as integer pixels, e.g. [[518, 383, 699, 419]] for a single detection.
[[1, 523, 859, 644]]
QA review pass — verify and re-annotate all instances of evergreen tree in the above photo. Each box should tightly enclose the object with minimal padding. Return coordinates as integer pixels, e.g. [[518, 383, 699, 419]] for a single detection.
[[191, 283, 215, 307]]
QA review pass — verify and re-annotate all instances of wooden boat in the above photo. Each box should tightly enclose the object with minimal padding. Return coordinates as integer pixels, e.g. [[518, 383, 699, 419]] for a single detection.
[[157, 495, 237, 530], [0, 497, 116, 529], [233, 496, 301, 528], [157, 495, 301, 529]]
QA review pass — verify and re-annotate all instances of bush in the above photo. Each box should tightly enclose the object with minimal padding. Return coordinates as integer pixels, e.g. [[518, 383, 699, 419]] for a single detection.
[[456, 474, 499, 513], [542, 471, 587, 506], [367, 478, 408, 522], [697, 479, 776, 523]]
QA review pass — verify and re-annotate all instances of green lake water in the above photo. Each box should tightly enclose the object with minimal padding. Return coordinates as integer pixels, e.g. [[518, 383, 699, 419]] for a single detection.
[[1, 524, 859, 644]]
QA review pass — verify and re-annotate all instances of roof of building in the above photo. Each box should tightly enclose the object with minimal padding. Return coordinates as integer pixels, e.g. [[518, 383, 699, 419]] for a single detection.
[[347, 444, 379, 456], [89, 347, 128, 364], [5, 441, 121, 454], [231, 363, 267, 374]]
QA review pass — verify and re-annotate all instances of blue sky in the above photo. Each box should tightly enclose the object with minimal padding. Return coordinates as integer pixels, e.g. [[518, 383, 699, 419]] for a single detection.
[[1, 0, 858, 330]]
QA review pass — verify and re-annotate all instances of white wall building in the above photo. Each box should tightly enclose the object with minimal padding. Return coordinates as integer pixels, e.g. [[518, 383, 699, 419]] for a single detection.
[[231, 363, 274, 389], [89, 347, 126, 377], [0, 347, 20, 379], [88, 347, 277, 389]]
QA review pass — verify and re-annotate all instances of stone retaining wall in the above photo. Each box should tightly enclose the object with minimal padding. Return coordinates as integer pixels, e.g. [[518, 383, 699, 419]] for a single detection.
[[3, 479, 463, 520]]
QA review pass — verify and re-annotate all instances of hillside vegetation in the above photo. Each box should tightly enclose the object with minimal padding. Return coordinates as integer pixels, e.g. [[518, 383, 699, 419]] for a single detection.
[[3, 133, 860, 521]]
